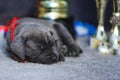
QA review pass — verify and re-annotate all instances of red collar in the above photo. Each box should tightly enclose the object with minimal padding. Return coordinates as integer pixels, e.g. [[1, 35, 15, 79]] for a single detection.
[[9, 17, 19, 41]]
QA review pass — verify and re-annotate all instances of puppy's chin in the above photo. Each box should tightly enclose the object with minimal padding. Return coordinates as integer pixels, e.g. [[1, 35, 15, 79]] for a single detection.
[[42, 55, 65, 64], [38, 56, 60, 64], [26, 54, 65, 64]]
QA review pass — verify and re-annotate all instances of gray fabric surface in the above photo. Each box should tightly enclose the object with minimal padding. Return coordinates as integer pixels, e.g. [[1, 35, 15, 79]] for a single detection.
[[0, 37, 120, 80]]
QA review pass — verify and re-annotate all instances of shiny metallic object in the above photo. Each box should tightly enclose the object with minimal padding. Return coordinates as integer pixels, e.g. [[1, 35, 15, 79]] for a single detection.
[[95, 0, 108, 41], [109, 0, 120, 52], [110, 22, 120, 50], [110, 0, 120, 25], [36, 0, 69, 19], [110, 13, 120, 25], [91, 0, 108, 49], [95, 25, 108, 41]]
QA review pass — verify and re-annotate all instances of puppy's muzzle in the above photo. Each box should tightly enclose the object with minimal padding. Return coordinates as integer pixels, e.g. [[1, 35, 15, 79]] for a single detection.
[[38, 54, 57, 64]]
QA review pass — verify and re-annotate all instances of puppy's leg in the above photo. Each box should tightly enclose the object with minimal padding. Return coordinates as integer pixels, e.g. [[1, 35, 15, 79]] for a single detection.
[[53, 23, 82, 57]]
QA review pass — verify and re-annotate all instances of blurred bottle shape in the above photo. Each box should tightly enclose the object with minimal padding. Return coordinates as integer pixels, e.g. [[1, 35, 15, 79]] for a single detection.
[[109, 0, 120, 55], [95, 0, 108, 42], [90, 0, 108, 49]]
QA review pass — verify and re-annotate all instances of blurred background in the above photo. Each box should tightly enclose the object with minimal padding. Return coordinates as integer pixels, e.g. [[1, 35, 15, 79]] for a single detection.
[[0, 0, 113, 37]]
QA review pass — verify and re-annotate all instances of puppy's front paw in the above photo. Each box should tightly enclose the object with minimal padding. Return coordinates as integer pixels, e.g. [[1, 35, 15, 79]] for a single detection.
[[64, 44, 83, 57]]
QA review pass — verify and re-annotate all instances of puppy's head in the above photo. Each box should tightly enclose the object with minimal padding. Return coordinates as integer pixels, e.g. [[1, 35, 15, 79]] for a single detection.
[[10, 29, 64, 64]]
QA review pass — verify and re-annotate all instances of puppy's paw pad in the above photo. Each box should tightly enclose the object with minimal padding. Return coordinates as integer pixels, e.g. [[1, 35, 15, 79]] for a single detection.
[[64, 51, 80, 57], [65, 44, 83, 57]]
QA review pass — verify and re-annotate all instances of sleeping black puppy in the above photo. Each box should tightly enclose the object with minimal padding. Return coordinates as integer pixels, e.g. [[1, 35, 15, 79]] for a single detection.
[[6, 18, 82, 64]]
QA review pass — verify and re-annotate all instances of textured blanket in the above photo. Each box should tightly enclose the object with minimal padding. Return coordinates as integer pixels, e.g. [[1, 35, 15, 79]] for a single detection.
[[0, 38, 120, 80]]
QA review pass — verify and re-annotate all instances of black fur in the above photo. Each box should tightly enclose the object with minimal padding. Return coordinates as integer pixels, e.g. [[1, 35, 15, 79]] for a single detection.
[[6, 18, 82, 64]]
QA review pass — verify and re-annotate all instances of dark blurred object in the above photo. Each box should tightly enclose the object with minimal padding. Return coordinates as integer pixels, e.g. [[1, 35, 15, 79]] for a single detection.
[[0, 0, 35, 25], [69, 0, 98, 26], [35, 0, 75, 38], [104, 0, 113, 31]]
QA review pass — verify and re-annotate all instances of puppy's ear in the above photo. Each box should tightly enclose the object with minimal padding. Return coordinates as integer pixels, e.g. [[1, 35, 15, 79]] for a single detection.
[[10, 36, 25, 60]]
